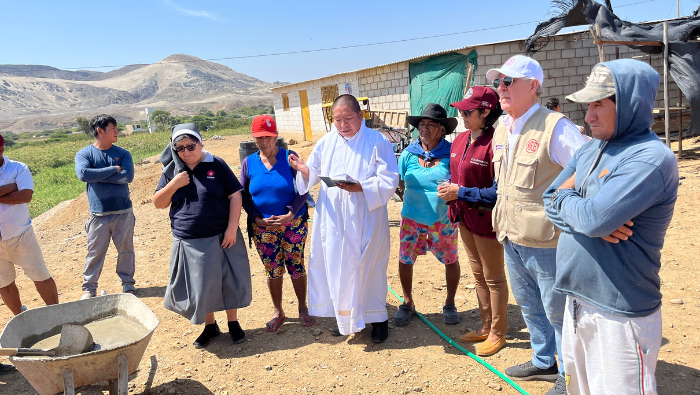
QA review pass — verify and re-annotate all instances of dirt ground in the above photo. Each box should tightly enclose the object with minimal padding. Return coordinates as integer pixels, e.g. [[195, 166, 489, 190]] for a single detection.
[[1, 134, 699, 395]]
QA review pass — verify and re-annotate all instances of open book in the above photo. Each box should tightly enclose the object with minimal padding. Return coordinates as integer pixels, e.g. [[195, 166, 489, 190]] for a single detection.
[[319, 174, 358, 187]]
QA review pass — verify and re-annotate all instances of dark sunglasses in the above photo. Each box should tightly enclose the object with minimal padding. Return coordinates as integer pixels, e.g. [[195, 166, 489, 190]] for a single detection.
[[492, 76, 514, 89], [174, 143, 197, 153], [460, 109, 474, 118]]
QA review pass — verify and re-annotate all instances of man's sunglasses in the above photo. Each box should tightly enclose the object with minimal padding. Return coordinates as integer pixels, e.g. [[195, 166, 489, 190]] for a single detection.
[[492, 76, 514, 89], [174, 143, 197, 153]]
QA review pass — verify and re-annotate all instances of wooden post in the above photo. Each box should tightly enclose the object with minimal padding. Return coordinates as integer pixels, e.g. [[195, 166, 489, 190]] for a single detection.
[[118, 353, 129, 395], [595, 24, 606, 62], [63, 368, 75, 395], [663, 21, 670, 147], [589, 24, 606, 63], [464, 63, 474, 95], [679, 108, 683, 157]]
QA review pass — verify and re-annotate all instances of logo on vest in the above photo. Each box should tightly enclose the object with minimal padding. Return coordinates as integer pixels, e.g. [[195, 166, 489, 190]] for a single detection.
[[495, 144, 504, 151], [525, 139, 539, 153], [207, 170, 215, 179], [451, 153, 457, 157]]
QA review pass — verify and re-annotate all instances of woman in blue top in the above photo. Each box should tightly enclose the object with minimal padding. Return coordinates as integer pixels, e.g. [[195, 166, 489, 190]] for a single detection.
[[240, 115, 315, 332], [393, 104, 461, 327]]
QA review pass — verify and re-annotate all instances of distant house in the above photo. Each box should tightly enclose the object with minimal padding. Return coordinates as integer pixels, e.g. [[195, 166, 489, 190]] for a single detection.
[[123, 124, 143, 136], [272, 21, 686, 140]]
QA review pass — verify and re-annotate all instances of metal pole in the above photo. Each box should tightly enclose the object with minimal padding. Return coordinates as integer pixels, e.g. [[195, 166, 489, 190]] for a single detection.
[[678, 0, 680, 18], [663, 21, 670, 147]]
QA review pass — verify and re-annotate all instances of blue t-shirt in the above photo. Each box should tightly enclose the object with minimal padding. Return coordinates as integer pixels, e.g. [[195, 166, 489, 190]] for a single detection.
[[155, 154, 242, 239], [244, 149, 307, 219], [398, 151, 450, 225], [75, 144, 134, 214]]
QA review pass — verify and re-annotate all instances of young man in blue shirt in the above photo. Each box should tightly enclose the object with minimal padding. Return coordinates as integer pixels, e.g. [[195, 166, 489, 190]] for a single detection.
[[75, 114, 136, 299]]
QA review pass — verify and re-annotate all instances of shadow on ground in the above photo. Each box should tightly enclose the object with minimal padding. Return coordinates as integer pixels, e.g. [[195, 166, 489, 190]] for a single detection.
[[198, 302, 529, 360]]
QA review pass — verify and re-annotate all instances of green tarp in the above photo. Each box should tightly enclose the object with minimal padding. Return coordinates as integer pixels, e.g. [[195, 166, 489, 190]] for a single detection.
[[409, 52, 468, 123]]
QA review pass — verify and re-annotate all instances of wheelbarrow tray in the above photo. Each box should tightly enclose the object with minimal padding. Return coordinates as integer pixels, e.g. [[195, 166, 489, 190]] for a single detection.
[[0, 294, 159, 395]]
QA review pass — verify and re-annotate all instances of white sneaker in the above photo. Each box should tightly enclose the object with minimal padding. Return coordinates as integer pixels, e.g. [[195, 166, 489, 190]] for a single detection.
[[80, 292, 95, 300]]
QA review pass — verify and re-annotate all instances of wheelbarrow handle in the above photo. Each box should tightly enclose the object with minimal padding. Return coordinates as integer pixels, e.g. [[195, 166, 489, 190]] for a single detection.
[[0, 348, 57, 357]]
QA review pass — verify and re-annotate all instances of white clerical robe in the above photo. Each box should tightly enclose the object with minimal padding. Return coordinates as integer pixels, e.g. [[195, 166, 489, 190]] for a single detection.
[[296, 124, 399, 335]]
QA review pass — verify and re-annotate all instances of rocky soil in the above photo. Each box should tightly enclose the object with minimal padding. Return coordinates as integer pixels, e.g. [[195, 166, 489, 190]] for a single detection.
[[0, 135, 698, 394]]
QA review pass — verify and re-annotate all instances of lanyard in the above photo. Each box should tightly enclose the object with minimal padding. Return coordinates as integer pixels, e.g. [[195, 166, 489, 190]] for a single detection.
[[456, 132, 471, 187]]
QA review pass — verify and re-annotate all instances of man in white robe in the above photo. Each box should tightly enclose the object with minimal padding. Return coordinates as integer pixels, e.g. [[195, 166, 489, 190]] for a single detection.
[[289, 94, 399, 343]]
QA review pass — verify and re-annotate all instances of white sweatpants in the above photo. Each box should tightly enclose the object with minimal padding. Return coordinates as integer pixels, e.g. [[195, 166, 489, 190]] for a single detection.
[[562, 296, 661, 395]]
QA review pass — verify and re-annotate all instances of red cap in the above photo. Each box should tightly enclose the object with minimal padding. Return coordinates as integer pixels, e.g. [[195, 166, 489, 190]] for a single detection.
[[450, 86, 499, 112], [251, 115, 278, 138], [0, 134, 4, 147]]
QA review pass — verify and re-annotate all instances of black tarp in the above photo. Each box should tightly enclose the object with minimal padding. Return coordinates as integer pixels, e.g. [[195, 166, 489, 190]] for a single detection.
[[524, 0, 700, 133]]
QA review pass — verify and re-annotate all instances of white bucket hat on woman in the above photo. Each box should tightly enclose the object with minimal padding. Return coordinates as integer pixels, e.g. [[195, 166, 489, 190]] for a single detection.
[[486, 55, 544, 84]]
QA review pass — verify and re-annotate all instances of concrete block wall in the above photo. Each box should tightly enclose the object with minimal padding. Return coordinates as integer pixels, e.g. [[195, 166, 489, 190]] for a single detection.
[[272, 72, 359, 138], [473, 34, 683, 127], [273, 29, 687, 139], [357, 62, 410, 113]]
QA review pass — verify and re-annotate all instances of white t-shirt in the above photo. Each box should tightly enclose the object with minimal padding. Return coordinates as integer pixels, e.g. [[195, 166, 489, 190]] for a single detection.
[[501, 103, 587, 168], [0, 157, 34, 241]]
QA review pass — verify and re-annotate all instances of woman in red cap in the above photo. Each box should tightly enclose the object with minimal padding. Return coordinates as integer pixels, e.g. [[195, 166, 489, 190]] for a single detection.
[[240, 115, 315, 332], [438, 86, 509, 356]]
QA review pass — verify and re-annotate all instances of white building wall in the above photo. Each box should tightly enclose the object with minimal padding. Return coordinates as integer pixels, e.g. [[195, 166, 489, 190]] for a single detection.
[[272, 72, 359, 139]]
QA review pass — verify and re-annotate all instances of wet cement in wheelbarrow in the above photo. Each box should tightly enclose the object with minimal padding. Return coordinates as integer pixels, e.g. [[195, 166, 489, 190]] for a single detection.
[[29, 316, 148, 355]]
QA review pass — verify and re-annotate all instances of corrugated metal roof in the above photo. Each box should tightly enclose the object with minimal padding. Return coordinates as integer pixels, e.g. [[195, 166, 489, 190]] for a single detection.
[[271, 33, 540, 91], [271, 16, 684, 91]]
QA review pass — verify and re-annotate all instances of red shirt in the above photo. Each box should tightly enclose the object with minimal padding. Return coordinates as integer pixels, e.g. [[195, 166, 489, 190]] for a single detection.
[[448, 127, 497, 239]]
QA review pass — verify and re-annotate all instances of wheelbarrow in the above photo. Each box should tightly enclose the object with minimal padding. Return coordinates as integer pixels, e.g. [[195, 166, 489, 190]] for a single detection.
[[0, 293, 159, 395]]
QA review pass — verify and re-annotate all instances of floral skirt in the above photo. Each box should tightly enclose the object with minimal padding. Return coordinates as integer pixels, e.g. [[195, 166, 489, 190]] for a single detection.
[[399, 217, 459, 265], [252, 215, 308, 279]]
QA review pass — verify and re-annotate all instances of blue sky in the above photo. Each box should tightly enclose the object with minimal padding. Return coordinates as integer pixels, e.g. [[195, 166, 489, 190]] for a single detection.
[[0, 0, 697, 84]]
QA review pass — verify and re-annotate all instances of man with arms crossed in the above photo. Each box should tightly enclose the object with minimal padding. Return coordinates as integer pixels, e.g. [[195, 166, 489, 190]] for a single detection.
[[75, 114, 136, 299], [544, 60, 677, 395], [0, 134, 59, 374]]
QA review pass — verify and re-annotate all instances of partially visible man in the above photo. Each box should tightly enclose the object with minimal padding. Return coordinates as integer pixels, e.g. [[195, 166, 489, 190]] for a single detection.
[[75, 115, 136, 299], [0, 134, 59, 374], [289, 94, 399, 343], [486, 55, 587, 395], [544, 60, 677, 395]]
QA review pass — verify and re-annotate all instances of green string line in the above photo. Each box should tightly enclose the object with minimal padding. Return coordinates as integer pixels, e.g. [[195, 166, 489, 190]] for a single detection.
[[387, 285, 530, 395]]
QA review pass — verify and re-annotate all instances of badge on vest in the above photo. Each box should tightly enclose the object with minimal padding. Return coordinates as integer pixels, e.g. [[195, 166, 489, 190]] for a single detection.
[[451, 153, 457, 157], [207, 170, 215, 179], [495, 144, 504, 151], [525, 139, 539, 153]]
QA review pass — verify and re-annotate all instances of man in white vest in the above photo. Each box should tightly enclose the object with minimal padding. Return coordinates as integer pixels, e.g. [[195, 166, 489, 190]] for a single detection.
[[486, 55, 587, 395], [289, 94, 399, 343]]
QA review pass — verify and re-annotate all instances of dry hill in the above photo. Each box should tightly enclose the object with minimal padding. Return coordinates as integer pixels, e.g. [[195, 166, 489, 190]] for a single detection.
[[0, 54, 285, 132]]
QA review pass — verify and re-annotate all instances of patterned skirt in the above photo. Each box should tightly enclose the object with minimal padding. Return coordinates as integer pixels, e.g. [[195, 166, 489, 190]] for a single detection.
[[252, 215, 308, 279]]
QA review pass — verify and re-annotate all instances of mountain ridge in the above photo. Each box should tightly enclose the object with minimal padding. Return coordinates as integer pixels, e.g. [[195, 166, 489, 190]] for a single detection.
[[0, 54, 285, 132]]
